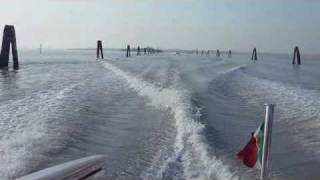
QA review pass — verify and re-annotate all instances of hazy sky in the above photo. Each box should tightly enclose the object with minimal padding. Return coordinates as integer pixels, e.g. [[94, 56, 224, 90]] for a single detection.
[[1, 0, 319, 53]]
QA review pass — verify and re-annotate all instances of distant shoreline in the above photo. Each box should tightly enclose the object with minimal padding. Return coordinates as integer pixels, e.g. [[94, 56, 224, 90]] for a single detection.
[[60, 48, 320, 56]]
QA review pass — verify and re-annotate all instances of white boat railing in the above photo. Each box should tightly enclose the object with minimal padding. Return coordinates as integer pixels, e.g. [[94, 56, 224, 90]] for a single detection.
[[16, 155, 105, 180]]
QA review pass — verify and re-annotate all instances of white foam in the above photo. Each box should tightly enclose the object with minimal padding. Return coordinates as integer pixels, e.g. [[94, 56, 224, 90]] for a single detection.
[[0, 83, 79, 179], [100, 61, 238, 180]]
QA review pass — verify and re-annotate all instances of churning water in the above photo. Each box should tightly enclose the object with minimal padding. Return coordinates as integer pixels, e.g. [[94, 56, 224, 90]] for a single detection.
[[0, 50, 320, 180]]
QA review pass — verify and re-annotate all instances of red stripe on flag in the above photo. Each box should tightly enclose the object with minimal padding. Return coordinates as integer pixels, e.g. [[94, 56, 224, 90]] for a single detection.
[[237, 135, 258, 168]]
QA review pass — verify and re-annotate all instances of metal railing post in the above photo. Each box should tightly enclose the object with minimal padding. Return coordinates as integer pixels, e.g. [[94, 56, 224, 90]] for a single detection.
[[261, 104, 275, 180]]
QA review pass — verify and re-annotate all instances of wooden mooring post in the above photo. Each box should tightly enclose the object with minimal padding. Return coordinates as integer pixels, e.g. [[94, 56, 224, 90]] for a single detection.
[[292, 46, 301, 65], [137, 46, 141, 56], [96, 40, 104, 59], [251, 48, 257, 61], [126, 45, 131, 57], [216, 49, 220, 57], [228, 50, 232, 58], [0, 25, 19, 69]]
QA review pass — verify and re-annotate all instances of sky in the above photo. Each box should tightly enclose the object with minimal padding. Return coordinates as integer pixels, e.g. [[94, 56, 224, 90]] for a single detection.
[[0, 0, 319, 53]]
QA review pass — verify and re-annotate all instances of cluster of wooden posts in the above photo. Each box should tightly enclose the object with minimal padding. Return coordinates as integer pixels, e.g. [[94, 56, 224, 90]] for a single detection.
[[195, 49, 232, 58], [96, 40, 162, 59], [0, 25, 305, 69], [194, 47, 302, 65], [124, 45, 161, 57]]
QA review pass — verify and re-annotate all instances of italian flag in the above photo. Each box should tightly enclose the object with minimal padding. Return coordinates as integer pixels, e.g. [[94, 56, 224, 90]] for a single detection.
[[237, 122, 265, 169]]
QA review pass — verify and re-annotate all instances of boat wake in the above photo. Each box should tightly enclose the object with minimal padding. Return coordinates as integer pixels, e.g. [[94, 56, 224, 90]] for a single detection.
[[100, 60, 238, 180]]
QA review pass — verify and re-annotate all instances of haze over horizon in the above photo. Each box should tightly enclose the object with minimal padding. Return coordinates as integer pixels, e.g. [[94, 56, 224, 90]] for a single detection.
[[1, 0, 320, 53]]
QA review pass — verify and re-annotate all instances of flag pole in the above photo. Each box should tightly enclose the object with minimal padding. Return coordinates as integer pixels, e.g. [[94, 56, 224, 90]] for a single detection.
[[261, 104, 275, 180]]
